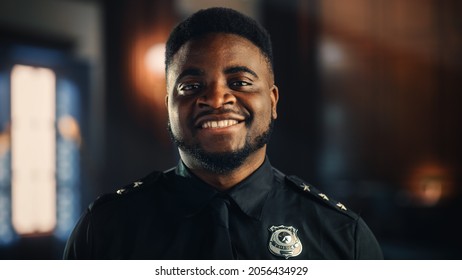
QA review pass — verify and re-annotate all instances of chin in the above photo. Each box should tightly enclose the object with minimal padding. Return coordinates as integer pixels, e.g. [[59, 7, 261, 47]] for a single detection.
[[200, 144, 244, 155]]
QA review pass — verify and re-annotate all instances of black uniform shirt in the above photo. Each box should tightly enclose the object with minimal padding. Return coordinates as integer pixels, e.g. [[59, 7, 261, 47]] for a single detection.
[[63, 158, 383, 259]]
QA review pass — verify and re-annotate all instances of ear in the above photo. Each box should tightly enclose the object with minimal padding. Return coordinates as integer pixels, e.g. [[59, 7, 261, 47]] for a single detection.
[[270, 85, 279, 119]]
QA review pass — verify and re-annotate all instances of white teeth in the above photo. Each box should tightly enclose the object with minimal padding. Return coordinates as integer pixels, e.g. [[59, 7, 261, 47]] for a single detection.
[[202, 120, 239, 129]]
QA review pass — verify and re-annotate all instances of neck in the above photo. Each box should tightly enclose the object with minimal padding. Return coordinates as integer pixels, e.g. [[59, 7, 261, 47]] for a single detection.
[[180, 148, 267, 191]]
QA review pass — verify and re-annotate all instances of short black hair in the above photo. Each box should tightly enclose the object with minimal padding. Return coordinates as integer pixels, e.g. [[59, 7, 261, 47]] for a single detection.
[[165, 7, 273, 72]]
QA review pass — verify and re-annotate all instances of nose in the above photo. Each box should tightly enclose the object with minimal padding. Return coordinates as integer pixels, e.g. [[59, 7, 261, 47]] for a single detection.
[[197, 82, 236, 109]]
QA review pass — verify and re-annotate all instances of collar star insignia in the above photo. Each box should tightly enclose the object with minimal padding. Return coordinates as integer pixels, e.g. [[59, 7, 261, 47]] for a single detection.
[[133, 181, 143, 188], [318, 193, 329, 201], [301, 183, 310, 192], [336, 202, 347, 211]]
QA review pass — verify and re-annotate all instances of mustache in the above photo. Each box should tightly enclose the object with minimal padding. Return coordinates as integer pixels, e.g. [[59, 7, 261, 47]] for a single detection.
[[193, 108, 251, 124]]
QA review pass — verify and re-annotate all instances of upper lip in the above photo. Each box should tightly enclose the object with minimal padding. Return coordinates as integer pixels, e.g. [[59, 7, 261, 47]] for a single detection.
[[194, 113, 246, 128]]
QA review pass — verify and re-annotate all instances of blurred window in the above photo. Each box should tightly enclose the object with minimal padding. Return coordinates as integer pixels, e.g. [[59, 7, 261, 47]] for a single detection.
[[11, 65, 57, 236], [0, 44, 84, 245]]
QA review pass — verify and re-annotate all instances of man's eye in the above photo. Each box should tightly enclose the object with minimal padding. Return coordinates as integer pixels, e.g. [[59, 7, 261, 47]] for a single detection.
[[230, 81, 251, 87], [178, 83, 201, 94]]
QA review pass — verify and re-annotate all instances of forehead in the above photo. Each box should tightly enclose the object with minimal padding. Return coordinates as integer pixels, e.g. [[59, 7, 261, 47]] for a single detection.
[[169, 33, 268, 74]]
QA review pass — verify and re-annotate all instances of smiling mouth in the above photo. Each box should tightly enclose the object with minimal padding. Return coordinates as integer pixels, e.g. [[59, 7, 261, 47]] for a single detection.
[[201, 120, 240, 129]]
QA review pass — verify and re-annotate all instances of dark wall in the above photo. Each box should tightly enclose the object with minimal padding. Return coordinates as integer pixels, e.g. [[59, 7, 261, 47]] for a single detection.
[[263, 0, 323, 183], [102, 0, 177, 194]]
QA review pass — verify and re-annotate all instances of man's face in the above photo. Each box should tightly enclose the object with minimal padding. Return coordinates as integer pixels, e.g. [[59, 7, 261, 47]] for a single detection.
[[166, 33, 278, 173]]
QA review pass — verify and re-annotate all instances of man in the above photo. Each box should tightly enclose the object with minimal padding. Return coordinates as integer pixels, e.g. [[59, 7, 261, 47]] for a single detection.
[[64, 7, 383, 259]]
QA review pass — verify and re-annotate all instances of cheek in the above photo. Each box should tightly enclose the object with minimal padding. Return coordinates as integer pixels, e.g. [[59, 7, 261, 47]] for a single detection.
[[168, 101, 192, 136], [246, 97, 273, 135], [167, 103, 182, 132], [253, 98, 273, 123]]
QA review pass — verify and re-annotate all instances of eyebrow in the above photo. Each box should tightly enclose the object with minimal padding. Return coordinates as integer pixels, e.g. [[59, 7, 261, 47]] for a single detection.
[[174, 65, 259, 85], [175, 68, 204, 84], [224, 66, 259, 78]]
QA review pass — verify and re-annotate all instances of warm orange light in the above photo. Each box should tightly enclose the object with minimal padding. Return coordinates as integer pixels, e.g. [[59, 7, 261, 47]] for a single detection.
[[128, 35, 167, 110], [0, 124, 10, 157], [10, 65, 56, 235], [58, 115, 81, 146], [405, 161, 454, 207], [145, 43, 166, 76]]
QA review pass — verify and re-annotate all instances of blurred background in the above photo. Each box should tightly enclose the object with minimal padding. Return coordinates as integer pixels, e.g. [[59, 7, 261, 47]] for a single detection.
[[0, 0, 461, 259]]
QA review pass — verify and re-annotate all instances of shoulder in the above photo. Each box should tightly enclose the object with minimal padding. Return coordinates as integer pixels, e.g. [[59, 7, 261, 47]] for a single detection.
[[285, 175, 384, 259], [274, 169, 358, 220], [89, 169, 167, 211]]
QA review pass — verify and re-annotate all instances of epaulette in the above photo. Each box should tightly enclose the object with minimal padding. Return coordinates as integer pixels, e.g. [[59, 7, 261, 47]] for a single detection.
[[115, 170, 162, 195], [90, 170, 162, 209], [285, 175, 358, 219]]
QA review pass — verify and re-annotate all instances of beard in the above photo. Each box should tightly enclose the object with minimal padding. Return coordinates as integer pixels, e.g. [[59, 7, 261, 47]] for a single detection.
[[167, 119, 274, 174]]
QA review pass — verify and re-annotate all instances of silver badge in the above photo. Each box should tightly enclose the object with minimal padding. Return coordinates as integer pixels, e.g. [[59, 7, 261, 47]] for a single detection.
[[268, 225, 302, 259]]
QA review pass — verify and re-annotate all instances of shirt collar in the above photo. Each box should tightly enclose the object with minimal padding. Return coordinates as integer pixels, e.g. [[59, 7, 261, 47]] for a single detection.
[[172, 158, 274, 220], [226, 158, 274, 220]]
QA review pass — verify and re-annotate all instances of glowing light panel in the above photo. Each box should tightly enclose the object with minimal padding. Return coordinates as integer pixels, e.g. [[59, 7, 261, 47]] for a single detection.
[[10, 65, 56, 235]]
